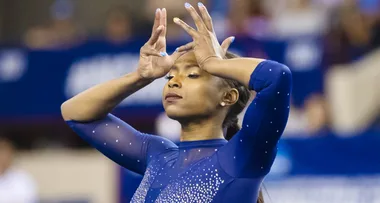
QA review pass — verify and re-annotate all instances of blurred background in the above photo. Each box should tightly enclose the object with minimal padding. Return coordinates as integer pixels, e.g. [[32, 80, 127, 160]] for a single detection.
[[0, 0, 379, 202]]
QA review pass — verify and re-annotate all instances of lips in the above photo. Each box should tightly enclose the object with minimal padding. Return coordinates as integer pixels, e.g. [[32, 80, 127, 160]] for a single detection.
[[165, 93, 183, 101]]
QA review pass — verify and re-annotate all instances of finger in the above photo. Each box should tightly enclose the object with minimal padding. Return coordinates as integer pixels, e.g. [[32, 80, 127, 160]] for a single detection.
[[173, 17, 197, 37], [160, 8, 167, 36], [197, 2, 213, 32], [176, 42, 194, 52], [142, 48, 164, 57], [221, 36, 235, 53], [170, 50, 188, 61], [151, 9, 161, 36], [147, 25, 164, 45], [184, 2, 207, 31]]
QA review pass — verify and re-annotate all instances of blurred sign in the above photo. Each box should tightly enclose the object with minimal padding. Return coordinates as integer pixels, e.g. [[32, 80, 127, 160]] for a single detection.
[[0, 49, 27, 82], [0, 36, 324, 119], [265, 176, 380, 203]]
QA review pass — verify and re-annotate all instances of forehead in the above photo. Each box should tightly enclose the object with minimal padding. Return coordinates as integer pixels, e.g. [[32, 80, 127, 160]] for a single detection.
[[173, 51, 198, 69], [170, 51, 226, 86]]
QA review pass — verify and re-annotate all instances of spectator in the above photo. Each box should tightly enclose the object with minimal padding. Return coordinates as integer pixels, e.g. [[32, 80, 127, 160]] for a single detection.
[[304, 94, 328, 134], [0, 135, 38, 203], [323, 0, 380, 66], [244, 0, 271, 38], [269, 0, 328, 38], [144, 0, 206, 41], [227, 0, 250, 37], [104, 7, 133, 45], [227, 0, 270, 38], [24, 0, 86, 49]]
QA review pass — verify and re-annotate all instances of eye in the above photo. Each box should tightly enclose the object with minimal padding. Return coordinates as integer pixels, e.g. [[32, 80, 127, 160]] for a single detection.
[[188, 74, 199, 79], [165, 75, 174, 80]]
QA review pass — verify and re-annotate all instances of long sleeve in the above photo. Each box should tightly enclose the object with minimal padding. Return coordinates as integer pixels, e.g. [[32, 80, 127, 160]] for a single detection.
[[66, 114, 177, 175], [218, 60, 292, 178]]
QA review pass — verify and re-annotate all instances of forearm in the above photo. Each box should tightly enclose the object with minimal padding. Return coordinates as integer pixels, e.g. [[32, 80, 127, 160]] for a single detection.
[[205, 57, 265, 88], [61, 71, 153, 121]]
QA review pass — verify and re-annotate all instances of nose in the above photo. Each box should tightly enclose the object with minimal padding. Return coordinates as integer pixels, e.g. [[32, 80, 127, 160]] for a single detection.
[[168, 77, 182, 88]]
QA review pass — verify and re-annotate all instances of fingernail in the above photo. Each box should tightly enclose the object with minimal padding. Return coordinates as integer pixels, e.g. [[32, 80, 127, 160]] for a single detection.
[[175, 48, 179, 52], [198, 2, 204, 7], [160, 52, 167, 56], [173, 17, 180, 23], [156, 8, 160, 13], [185, 2, 191, 8], [231, 36, 235, 43]]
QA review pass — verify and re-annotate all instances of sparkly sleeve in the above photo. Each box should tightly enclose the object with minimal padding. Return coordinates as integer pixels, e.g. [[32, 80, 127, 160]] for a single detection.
[[218, 60, 292, 177], [66, 114, 177, 175]]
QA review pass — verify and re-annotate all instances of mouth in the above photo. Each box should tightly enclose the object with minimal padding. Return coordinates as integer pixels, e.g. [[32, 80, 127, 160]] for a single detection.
[[165, 93, 183, 102]]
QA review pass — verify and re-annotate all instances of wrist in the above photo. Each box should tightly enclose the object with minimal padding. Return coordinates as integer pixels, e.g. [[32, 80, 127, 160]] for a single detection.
[[202, 57, 223, 73], [128, 71, 155, 86]]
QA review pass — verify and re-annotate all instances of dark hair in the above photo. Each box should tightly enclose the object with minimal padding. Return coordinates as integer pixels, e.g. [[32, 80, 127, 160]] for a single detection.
[[222, 51, 264, 203], [222, 52, 251, 139]]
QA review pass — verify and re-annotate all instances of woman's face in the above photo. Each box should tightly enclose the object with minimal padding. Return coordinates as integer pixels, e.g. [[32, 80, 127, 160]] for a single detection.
[[162, 51, 226, 121]]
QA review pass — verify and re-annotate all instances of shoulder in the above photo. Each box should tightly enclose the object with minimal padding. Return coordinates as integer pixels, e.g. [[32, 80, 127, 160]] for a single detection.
[[145, 134, 178, 156]]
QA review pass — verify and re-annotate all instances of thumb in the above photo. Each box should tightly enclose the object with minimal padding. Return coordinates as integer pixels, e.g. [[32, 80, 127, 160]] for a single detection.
[[175, 42, 194, 53], [221, 36, 235, 54], [169, 49, 188, 61]]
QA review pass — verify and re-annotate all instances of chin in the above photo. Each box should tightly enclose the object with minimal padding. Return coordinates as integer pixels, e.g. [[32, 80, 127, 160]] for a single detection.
[[164, 105, 195, 121], [165, 108, 210, 125], [164, 106, 185, 120]]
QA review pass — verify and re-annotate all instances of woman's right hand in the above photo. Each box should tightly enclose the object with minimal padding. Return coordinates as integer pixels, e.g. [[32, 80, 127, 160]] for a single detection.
[[138, 8, 185, 80]]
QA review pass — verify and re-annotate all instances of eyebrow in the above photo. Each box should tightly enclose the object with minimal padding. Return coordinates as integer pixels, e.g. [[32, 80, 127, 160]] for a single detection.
[[171, 62, 199, 71]]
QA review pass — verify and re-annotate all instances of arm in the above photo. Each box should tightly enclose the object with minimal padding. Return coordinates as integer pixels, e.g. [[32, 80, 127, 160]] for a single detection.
[[61, 71, 177, 174], [173, 3, 291, 176], [217, 60, 292, 177], [61, 8, 182, 174], [61, 71, 152, 121], [61, 72, 160, 174], [67, 114, 176, 174], [61, 8, 182, 122], [203, 57, 265, 89]]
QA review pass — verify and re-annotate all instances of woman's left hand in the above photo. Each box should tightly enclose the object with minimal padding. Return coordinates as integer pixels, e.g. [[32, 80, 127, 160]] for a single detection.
[[174, 2, 235, 71]]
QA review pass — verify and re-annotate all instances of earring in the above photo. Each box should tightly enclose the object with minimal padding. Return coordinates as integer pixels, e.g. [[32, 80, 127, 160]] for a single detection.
[[221, 102, 226, 107]]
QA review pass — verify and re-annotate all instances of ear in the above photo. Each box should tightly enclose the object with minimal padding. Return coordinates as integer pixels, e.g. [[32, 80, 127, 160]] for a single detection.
[[221, 88, 239, 106]]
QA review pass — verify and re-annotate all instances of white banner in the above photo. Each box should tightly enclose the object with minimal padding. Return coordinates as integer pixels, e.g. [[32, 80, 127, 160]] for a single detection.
[[264, 176, 380, 203]]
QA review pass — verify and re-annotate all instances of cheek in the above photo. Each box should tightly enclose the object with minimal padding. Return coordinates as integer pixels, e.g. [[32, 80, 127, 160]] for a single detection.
[[186, 82, 221, 110], [163, 77, 223, 118], [162, 83, 168, 98]]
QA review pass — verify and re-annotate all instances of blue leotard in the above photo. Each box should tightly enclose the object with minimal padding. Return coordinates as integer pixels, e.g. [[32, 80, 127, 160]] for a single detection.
[[66, 60, 292, 203]]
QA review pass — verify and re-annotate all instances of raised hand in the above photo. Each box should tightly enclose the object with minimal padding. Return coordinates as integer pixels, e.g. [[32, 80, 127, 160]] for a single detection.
[[138, 8, 186, 80], [173, 2, 235, 70]]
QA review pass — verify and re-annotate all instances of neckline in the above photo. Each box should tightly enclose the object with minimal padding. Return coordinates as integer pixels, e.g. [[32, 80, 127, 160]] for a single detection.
[[178, 139, 228, 148]]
